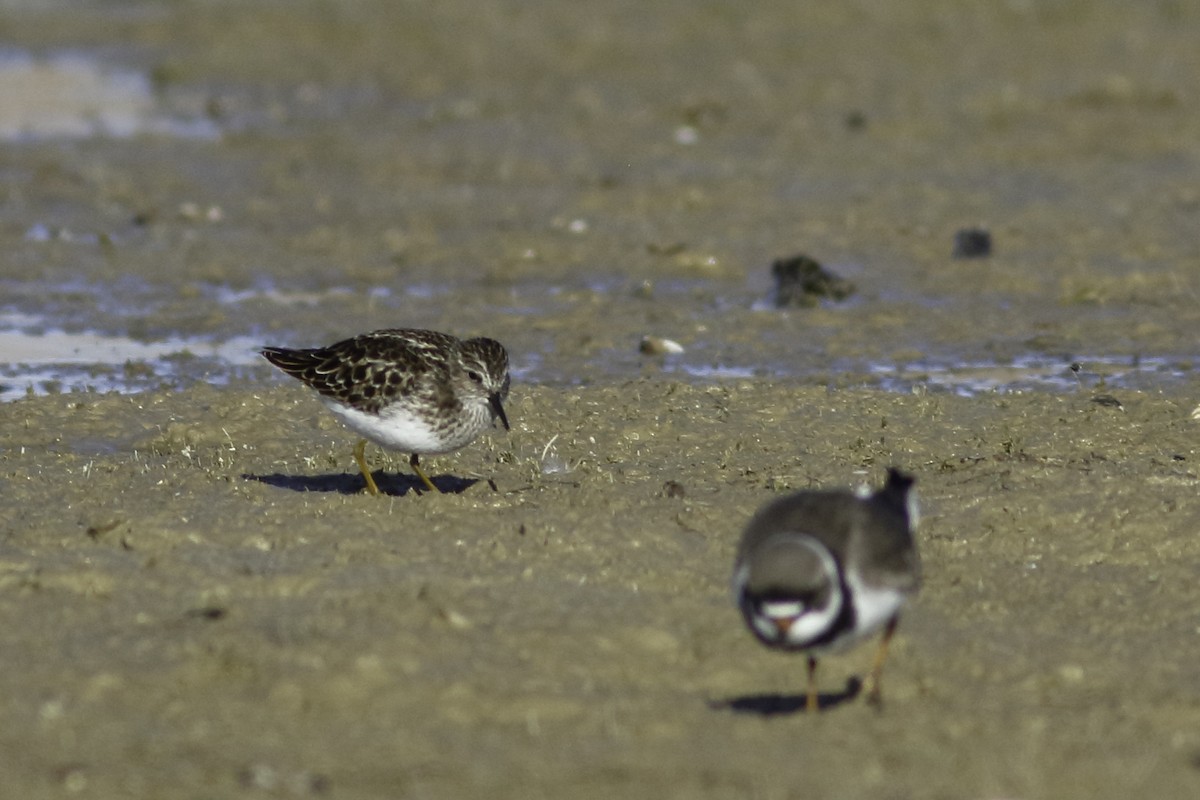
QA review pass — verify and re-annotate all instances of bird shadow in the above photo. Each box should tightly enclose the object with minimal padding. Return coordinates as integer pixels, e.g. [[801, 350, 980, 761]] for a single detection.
[[242, 471, 479, 496], [709, 676, 863, 717]]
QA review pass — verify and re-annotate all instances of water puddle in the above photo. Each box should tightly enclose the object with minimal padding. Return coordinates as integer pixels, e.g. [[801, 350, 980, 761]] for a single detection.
[[0, 50, 218, 141], [2, 322, 1185, 402], [0, 280, 1192, 401], [0, 314, 261, 402], [865, 354, 1190, 396]]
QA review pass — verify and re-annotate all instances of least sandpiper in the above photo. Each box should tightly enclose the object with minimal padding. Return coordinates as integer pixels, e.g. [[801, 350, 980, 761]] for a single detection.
[[262, 328, 510, 495], [732, 469, 921, 712]]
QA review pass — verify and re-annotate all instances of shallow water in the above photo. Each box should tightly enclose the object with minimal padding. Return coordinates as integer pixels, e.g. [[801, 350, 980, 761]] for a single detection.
[[3, 275, 1192, 401], [0, 49, 218, 141]]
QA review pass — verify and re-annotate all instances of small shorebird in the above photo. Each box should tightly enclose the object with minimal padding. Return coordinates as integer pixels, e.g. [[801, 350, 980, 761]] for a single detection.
[[732, 469, 921, 712], [262, 328, 510, 495]]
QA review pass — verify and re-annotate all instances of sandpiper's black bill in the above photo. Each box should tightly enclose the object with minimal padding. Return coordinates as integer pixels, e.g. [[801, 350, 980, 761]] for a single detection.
[[490, 393, 510, 431]]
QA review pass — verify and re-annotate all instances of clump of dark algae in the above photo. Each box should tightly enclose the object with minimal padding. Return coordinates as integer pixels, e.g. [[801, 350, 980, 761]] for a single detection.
[[771, 254, 856, 308]]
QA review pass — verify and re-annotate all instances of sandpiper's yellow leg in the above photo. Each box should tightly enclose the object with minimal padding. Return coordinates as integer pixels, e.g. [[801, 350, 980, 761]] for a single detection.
[[863, 615, 900, 707], [354, 439, 380, 496], [409, 454, 440, 493], [806, 656, 820, 714]]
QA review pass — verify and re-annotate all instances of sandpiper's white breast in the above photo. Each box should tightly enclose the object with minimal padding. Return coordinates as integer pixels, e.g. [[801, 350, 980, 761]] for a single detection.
[[323, 398, 464, 455]]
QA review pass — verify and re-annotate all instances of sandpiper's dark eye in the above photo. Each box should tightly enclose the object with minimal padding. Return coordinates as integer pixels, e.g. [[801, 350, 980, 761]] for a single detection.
[[467, 370, 483, 384]]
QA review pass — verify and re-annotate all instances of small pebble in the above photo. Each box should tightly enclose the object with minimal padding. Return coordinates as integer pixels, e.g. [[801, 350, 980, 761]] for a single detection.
[[674, 125, 699, 145], [953, 227, 992, 258], [660, 480, 686, 499], [844, 110, 867, 130]]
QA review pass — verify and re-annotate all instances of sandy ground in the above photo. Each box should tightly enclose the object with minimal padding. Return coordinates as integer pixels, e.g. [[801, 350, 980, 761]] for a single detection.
[[2, 1, 1200, 798]]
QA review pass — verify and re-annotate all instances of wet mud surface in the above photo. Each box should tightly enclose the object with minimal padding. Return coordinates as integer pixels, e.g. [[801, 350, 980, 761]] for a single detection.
[[3, 1, 1200, 392], [3, 1, 1200, 798]]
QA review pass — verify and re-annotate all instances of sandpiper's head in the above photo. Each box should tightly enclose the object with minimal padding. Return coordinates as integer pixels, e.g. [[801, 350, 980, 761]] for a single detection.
[[460, 337, 511, 431]]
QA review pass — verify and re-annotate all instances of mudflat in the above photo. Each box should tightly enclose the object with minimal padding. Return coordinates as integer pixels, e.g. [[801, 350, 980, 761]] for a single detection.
[[3, 1, 1200, 797], [2, 382, 1198, 798]]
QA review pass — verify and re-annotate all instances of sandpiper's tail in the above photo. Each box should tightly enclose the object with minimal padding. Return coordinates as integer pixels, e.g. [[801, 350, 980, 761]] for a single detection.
[[261, 346, 325, 380]]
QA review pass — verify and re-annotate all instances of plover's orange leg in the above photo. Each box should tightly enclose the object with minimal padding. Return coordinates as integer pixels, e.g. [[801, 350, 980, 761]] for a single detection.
[[806, 656, 820, 714], [863, 615, 900, 706]]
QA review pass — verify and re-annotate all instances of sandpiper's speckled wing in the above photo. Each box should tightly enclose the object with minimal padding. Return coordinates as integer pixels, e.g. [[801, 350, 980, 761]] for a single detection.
[[261, 328, 459, 415]]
